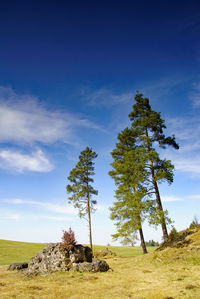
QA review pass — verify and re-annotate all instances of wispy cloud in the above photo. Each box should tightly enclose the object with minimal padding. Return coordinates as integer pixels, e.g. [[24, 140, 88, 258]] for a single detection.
[[162, 111, 200, 176], [4, 198, 77, 215], [0, 86, 102, 145], [162, 196, 182, 202], [0, 148, 53, 173], [189, 82, 200, 108], [80, 87, 133, 107], [5, 213, 21, 220], [188, 195, 200, 200], [174, 157, 200, 175], [41, 215, 73, 221]]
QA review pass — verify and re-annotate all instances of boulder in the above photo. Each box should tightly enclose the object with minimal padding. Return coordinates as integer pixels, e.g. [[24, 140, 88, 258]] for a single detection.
[[93, 248, 116, 259], [8, 262, 28, 271], [72, 259, 109, 272], [69, 244, 92, 263], [22, 243, 94, 276]]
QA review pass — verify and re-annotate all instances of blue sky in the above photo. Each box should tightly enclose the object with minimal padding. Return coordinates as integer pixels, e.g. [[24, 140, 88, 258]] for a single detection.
[[0, 0, 200, 245]]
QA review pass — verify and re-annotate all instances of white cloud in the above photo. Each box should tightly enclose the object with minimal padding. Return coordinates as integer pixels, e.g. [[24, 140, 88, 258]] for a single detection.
[[162, 196, 182, 202], [0, 148, 53, 172], [0, 86, 102, 145], [174, 157, 200, 175], [4, 198, 77, 215], [41, 215, 73, 221], [5, 213, 21, 220]]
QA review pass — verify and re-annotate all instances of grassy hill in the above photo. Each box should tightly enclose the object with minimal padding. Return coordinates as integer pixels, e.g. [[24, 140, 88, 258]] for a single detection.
[[0, 228, 200, 298]]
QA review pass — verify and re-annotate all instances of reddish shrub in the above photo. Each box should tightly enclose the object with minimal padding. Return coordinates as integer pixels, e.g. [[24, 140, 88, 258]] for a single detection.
[[61, 227, 77, 251]]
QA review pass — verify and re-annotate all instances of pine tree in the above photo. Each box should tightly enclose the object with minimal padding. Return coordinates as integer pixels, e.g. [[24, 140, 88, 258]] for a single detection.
[[66, 147, 98, 251], [128, 92, 179, 241], [109, 128, 150, 254]]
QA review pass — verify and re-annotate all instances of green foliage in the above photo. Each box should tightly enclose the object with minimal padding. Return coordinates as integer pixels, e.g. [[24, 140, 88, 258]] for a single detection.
[[66, 146, 98, 249], [128, 92, 179, 151], [168, 227, 179, 241], [189, 216, 199, 229], [112, 229, 138, 246], [66, 147, 98, 218], [127, 92, 179, 240], [148, 207, 173, 228], [109, 127, 150, 253]]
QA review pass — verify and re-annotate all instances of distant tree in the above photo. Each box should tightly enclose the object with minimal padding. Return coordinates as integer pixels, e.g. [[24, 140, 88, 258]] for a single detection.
[[66, 147, 98, 251], [145, 240, 159, 246], [128, 92, 179, 241]]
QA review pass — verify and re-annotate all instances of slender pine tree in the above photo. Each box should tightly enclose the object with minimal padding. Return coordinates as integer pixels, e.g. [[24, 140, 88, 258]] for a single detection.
[[66, 147, 98, 251]]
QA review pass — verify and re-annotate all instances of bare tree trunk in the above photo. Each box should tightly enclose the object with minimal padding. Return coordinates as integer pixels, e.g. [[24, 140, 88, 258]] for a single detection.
[[87, 198, 93, 252], [139, 227, 148, 254], [133, 187, 148, 254], [145, 128, 168, 242]]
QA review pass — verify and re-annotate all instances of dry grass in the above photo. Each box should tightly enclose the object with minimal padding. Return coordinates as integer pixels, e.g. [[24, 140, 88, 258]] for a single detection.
[[0, 252, 200, 299], [1, 230, 200, 299]]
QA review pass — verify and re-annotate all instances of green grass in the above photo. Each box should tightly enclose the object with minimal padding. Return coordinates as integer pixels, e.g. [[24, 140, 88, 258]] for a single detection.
[[0, 240, 45, 265], [0, 239, 156, 265], [93, 245, 156, 257]]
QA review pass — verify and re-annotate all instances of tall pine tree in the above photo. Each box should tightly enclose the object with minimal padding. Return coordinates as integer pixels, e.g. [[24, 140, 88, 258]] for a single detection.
[[109, 128, 150, 254], [128, 92, 179, 241], [66, 147, 98, 251]]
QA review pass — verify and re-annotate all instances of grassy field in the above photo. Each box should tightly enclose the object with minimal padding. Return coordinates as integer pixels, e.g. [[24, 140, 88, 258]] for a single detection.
[[0, 238, 200, 298], [0, 240, 156, 265]]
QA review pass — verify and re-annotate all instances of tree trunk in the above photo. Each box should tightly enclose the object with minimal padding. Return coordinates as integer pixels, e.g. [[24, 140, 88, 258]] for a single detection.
[[139, 227, 148, 254], [149, 158, 168, 242], [133, 187, 148, 254], [87, 192, 93, 252], [145, 128, 168, 242]]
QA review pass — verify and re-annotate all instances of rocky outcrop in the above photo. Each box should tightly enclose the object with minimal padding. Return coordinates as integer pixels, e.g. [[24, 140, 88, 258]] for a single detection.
[[8, 262, 28, 271], [93, 248, 116, 259], [72, 259, 109, 272], [13, 242, 109, 276], [23, 243, 67, 275], [69, 244, 93, 263]]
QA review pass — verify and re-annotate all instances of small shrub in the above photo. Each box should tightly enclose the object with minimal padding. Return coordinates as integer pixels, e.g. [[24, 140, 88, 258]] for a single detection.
[[61, 227, 77, 251], [189, 216, 199, 229], [168, 227, 179, 241]]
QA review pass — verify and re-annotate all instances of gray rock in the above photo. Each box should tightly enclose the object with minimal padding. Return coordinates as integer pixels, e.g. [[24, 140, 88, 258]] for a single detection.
[[8, 263, 28, 271], [22, 243, 94, 276], [69, 245, 93, 263], [72, 259, 109, 272]]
